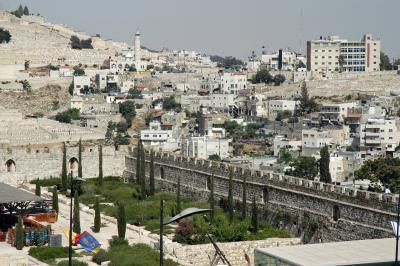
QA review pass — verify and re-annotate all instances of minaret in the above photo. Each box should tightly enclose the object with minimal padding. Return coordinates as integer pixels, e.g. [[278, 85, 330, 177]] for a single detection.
[[134, 31, 141, 62]]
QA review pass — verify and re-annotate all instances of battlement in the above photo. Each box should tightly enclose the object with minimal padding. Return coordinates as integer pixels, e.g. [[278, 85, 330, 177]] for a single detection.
[[141, 151, 398, 208]]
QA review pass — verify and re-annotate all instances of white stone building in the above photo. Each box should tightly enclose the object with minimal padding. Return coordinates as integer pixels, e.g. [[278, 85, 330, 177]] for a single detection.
[[220, 72, 247, 95], [140, 121, 179, 151], [273, 136, 302, 156], [73, 75, 91, 95], [320, 102, 359, 123], [307, 33, 381, 73], [267, 100, 297, 120], [181, 136, 230, 159]]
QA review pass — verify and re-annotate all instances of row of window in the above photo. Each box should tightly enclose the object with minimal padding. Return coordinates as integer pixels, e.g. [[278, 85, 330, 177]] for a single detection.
[[314, 55, 339, 59], [314, 49, 339, 53], [341, 48, 366, 53]]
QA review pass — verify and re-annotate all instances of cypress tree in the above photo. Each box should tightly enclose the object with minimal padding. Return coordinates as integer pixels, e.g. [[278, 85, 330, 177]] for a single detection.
[[61, 142, 67, 191], [228, 168, 234, 224], [320, 145, 331, 183], [94, 198, 101, 233], [135, 142, 141, 185], [15, 216, 24, 250], [176, 176, 181, 213], [78, 139, 83, 178], [209, 174, 215, 223], [149, 150, 155, 196], [117, 201, 126, 239], [139, 142, 146, 199], [73, 190, 81, 234], [251, 196, 259, 233], [35, 181, 41, 197], [98, 144, 103, 187], [52, 187, 59, 214], [241, 176, 247, 220]]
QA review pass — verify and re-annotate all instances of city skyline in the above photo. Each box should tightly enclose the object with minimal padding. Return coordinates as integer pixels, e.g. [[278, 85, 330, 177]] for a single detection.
[[1, 0, 399, 60]]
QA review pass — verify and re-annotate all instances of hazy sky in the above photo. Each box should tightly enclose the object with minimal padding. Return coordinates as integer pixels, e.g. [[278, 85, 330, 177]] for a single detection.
[[1, 0, 399, 60]]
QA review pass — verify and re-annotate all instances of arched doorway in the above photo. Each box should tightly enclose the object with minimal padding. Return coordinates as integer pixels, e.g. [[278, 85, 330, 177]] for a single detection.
[[68, 157, 79, 175], [5, 159, 16, 172]]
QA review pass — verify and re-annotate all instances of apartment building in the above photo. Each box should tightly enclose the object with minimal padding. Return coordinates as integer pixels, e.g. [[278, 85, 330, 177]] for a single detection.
[[220, 72, 247, 95], [307, 34, 380, 73], [360, 118, 399, 158], [273, 135, 302, 156], [320, 102, 359, 124]]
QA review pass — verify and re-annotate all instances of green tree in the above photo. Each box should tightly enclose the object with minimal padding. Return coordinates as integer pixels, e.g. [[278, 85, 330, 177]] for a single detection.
[[117, 201, 126, 239], [278, 148, 293, 164], [380, 51, 393, 70], [208, 154, 221, 161], [338, 55, 345, 72], [176, 176, 182, 213], [285, 156, 319, 180], [354, 157, 400, 192], [15, 216, 24, 250], [55, 108, 80, 124], [73, 190, 81, 234], [299, 81, 318, 113], [52, 187, 59, 214], [241, 176, 247, 220], [98, 144, 103, 187], [252, 68, 272, 84], [273, 74, 286, 86], [149, 151, 155, 196], [0, 28, 11, 44], [251, 196, 259, 233], [78, 139, 83, 178], [119, 101, 136, 126], [319, 146, 331, 183], [136, 142, 142, 185], [61, 142, 67, 191], [94, 197, 101, 233], [35, 181, 41, 196], [228, 168, 234, 224], [127, 88, 142, 99], [23, 6, 29, 15], [24, 60, 30, 70], [73, 66, 85, 76], [209, 174, 215, 224]]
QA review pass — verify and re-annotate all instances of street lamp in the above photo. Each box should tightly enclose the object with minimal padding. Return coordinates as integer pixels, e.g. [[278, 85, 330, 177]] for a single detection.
[[159, 202, 211, 266], [68, 171, 84, 266]]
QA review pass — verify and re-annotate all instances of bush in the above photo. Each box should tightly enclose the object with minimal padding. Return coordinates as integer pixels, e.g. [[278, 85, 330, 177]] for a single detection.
[[92, 249, 110, 265], [0, 28, 11, 44], [30, 177, 61, 187], [55, 108, 80, 124], [28, 247, 73, 263], [57, 260, 88, 266]]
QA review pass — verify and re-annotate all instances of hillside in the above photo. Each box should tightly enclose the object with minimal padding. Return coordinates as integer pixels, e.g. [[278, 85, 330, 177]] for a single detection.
[[0, 10, 128, 65]]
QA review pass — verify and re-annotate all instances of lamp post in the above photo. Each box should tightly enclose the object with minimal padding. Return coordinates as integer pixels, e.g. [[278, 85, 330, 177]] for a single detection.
[[68, 171, 84, 266], [159, 204, 211, 266]]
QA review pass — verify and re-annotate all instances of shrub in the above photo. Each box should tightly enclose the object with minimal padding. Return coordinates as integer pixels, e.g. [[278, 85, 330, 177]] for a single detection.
[[92, 249, 110, 265], [57, 260, 88, 266], [30, 177, 61, 187], [0, 28, 11, 43], [28, 247, 73, 263]]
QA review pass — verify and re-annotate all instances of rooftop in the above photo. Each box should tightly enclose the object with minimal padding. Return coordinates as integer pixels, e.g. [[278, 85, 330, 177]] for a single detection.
[[256, 238, 399, 266]]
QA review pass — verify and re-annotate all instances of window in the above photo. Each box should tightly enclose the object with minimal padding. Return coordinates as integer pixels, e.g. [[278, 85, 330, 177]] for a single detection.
[[333, 205, 340, 221]]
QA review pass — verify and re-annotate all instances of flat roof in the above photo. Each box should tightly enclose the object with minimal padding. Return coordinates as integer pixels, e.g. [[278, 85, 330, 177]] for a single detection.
[[256, 238, 399, 266], [0, 183, 43, 204]]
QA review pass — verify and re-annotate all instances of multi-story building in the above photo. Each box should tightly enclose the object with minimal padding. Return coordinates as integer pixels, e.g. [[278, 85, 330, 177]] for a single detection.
[[273, 135, 302, 156], [320, 102, 359, 124], [261, 50, 305, 71], [220, 72, 247, 95], [307, 34, 380, 73], [360, 118, 399, 158], [140, 121, 179, 151], [198, 109, 230, 136], [73, 76, 91, 95], [181, 135, 230, 159]]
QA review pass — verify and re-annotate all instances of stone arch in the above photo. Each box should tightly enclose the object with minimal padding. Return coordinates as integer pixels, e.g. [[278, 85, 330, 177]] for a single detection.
[[333, 205, 340, 221], [68, 157, 79, 175], [5, 159, 16, 173]]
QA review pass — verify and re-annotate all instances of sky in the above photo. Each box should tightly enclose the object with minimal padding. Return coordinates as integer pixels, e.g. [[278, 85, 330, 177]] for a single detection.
[[1, 0, 399, 60]]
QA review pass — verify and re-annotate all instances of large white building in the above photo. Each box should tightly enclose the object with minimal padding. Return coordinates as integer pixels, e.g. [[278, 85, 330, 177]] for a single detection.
[[220, 72, 247, 95], [307, 33, 380, 73], [181, 136, 230, 159], [261, 50, 304, 71]]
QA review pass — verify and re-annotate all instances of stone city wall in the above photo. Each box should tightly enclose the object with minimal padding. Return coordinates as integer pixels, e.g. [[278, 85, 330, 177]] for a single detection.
[[124, 152, 396, 242], [0, 142, 127, 184]]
